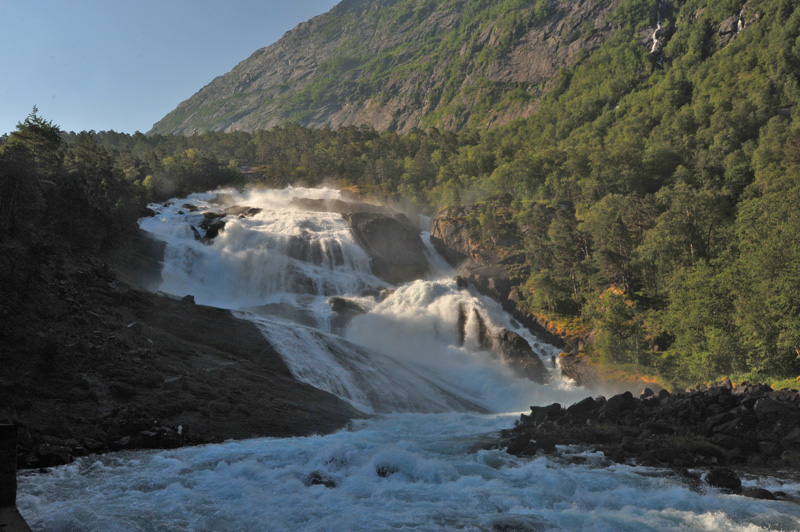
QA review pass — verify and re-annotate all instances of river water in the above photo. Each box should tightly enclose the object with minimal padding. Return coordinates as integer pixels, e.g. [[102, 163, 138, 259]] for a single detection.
[[17, 187, 800, 531]]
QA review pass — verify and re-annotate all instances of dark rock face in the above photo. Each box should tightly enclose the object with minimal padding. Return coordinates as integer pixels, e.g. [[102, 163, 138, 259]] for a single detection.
[[557, 353, 600, 388], [430, 211, 473, 266], [328, 296, 367, 331], [493, 329, 547, 384], [199, 212, 226, 243], [455, 303, 546, 384], [343, 212, 429, 285], [2, 258, 365, 470], [501, 379, 800, 475], [706, 468, 741, 491]]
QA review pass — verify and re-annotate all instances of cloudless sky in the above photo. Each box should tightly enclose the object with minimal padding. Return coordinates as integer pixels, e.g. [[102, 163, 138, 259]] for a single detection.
[[0, 0, 340, 135]]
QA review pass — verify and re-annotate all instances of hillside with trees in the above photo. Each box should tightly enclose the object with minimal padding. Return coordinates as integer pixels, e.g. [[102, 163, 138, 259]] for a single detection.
[[150, 0, 622, 134]]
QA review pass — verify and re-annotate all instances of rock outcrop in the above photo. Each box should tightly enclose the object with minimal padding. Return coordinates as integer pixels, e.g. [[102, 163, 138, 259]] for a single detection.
[[454, 302, 547, 384], [501, 379, 800, 480], [328, 296, 367, 332], [344, 212, 429, 285], [150, 0, 622, 135], [494, 328, 548, 384], [288, 196, 429, 285], [0, 257, 365, 470]]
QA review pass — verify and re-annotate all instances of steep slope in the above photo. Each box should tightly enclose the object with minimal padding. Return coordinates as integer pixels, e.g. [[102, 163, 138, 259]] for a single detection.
[[150, 0, 621, 135]]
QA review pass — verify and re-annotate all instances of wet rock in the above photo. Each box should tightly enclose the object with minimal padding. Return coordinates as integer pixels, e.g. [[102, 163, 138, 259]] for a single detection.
[[640, 388, 654, 399], [493, 329, 547, 384], [343, 212, 429, 284], [605, 392, 636, 419], [225, 205, 262, 217], [705, 467, 741, 491], [199, 212, 226, 242], [566, 397, 600, 423], [328, 297, 367, 331], [506, 434, 556, 456], [376, 465, 399, 478], [305, 471, 337, 488], [742, 487, 777, 500]]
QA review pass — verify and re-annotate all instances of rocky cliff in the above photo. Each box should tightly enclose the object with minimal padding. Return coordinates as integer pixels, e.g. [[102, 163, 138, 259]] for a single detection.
[[150, 0, 621, 135]]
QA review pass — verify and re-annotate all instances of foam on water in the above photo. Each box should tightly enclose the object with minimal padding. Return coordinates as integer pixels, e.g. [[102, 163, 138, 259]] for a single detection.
[[139, 187, 383, 309], [18, 413, 800, 532], [19, 186, 800, 530], [346, 278, 585, 412]]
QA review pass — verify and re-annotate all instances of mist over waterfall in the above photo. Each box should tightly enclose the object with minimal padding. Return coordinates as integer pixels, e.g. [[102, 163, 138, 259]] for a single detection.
[[139, 186, 580, 414]]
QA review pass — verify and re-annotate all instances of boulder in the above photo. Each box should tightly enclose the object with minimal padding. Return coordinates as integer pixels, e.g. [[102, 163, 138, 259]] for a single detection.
[[705, 467, 741, 491], [742, 487, 776, 500], [493, 329, 547, 384], [566, 397, 600, 423], [328, 297, 367, 331], [343, 212, 429, 284], [604, 392, 636, 419], [506, 433, 556, 456], [529, 403, 564, 425], [199, 212, 226, 242], [305, 471, 337, 488]]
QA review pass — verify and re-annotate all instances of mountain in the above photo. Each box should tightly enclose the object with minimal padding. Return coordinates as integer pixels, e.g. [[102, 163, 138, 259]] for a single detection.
[[150, 0, 622, 135]]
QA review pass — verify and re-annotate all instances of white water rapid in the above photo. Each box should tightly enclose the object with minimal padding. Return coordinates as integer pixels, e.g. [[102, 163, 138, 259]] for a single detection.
[[17, 187, 800, 531]]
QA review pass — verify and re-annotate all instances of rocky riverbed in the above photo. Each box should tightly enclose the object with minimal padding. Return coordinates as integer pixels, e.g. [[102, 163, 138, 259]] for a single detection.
[[499, 378, 800, 499]]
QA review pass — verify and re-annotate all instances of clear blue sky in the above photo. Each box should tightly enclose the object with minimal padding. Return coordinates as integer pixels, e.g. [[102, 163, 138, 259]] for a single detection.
[[0, 0, 340, 135]]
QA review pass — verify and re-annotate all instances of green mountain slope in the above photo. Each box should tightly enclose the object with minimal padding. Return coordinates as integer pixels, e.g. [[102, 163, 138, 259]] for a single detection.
[[150, 0, 623, 135]]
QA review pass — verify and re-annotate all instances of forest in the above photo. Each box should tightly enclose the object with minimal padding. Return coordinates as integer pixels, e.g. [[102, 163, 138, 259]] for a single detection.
[[2, 0, 800, 388]]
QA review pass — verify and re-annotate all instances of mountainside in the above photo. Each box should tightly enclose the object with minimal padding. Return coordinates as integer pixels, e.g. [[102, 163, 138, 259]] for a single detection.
[[150, 0, 622, 135]]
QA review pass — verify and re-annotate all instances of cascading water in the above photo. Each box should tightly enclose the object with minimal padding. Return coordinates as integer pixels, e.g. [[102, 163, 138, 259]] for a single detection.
[[136, 186, 575, 414], [17, 187, 800, 531]]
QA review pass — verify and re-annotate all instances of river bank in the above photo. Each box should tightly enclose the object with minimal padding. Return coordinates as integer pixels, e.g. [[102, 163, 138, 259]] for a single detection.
[[499, 378, 800, 500]]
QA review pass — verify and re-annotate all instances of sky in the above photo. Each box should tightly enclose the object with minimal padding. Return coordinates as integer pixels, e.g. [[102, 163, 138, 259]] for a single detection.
[[0, 0, 340, 135]]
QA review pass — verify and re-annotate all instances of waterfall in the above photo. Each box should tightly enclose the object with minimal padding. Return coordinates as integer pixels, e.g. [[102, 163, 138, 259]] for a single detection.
[[138, 186, 581, 414], [650, 0, 664, 54]]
